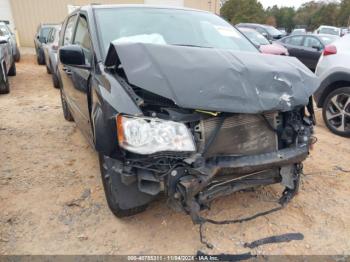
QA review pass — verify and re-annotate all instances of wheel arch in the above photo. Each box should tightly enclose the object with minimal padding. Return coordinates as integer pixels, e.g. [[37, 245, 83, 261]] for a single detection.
[[316, 72, 350, 107], [90, 83, 118, 156], [89, 73, 143, 157]]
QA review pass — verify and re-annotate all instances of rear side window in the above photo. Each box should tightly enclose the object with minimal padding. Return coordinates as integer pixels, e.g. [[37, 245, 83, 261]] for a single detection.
[[63, 15, 77, 46], [40, 27, 51, 40], [303, 37, 322, 49], [285, 36, 303, 46]]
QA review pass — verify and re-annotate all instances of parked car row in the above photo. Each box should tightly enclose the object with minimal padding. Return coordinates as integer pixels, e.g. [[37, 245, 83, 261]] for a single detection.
[[31, 5, 348, 223], [0, 22, 19, 94], [238, 24, 340, 72], [238, 27, 288, 55], [237, 23, 349, 137]]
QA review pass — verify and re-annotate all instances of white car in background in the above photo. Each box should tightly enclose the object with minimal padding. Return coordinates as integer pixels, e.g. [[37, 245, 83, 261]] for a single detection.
[[0, 22, 20, 62], [291, 28, 306, 35], [341, 27, 349, 36], [314, 34, 350, 137], [314, 25, 341, 36]]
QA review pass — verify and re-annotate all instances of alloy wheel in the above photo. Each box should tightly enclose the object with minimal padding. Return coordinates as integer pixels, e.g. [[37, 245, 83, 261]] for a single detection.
[[325, 93, 350, 132]]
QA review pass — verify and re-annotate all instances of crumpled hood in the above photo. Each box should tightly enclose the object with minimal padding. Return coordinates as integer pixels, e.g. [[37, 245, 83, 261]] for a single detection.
[[105, 42, 319, 114]]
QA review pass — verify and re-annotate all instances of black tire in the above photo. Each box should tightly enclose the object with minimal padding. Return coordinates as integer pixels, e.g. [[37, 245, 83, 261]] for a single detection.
[[46, 63, 51, 74], [37, 49, 45, 65], [8, 60, 16, 76], [99, 154, 151, 218], [0, 64, 9, 94], [60, 87, 74, 121], [52, 72, 60, 89], [14, 46, 20, 62], [322, 87, 350, 137]]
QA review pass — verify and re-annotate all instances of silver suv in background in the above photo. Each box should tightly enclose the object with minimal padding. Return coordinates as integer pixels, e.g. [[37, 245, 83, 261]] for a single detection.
[[42, 24, 61, 88], [0, 34, 17, 94], [0, 22, 20, 62], [314, 34, 350, 137], [34, 24, 57, 65]]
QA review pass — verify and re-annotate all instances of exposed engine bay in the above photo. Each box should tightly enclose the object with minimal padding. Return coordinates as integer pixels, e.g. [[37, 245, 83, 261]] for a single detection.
[[102, 42, 318, 223], [113, 99, 315, 223]]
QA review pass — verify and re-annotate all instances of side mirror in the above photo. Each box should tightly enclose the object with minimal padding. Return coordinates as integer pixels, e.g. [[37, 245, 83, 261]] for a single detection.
[[59, 45, 90, 69], [261, 32, 268, 39]]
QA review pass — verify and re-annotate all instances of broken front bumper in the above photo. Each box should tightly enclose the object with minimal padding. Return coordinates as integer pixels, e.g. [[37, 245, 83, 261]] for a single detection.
[[168, 145, 309, 222], [197, 145, 308, 176]]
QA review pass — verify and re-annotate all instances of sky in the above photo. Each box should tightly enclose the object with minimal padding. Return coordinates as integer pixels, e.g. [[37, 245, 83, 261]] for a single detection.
[[258, 0, 315, 8]]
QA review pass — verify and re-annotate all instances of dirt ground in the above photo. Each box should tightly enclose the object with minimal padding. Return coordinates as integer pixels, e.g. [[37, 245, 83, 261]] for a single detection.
[[0, 53, 350, 256]]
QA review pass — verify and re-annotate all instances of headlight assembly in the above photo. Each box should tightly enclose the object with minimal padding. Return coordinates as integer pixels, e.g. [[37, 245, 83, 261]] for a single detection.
[[116, 115, 196, 155]]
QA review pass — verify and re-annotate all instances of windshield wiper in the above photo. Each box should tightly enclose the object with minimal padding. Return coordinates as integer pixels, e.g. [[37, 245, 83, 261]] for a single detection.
[[171, 44, 213, 48]]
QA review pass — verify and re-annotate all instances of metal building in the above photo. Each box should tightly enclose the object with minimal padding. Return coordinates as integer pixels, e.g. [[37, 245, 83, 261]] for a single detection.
[[8, 0, 220, 47], [0, 0, 15, 29]]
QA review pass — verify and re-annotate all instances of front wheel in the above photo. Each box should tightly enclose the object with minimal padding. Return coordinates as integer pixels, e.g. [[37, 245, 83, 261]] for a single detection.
[[37, 49, 45, 65], [0, 64, 9, 94], [14, 46, 20, 62], [52, 72, 60, 89], [46, 59, 52, 74], [60, 87, 74, 121], [322, 87, 350, 137], [8, 60, 16, 76], [99, 154, 151, 218]]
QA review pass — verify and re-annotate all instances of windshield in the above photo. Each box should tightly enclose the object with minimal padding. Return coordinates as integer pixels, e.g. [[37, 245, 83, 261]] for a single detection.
[[319, 35, 339, 45], [94, 7, 258, 57], [319, 27, 340, 36], [242, 29, 270, 45], [40, 27, 52, 39], [264, 26, 281, 36]]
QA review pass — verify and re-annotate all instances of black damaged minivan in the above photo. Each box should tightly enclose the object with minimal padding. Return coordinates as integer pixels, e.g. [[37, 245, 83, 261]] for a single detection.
[[57, 5, 318, 223]]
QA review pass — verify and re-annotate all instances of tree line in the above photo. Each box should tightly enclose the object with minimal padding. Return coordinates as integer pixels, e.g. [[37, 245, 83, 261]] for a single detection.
[[221, 0, 350, 32]]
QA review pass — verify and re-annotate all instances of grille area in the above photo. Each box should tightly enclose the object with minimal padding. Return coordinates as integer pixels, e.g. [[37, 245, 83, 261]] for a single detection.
[[196, 113, 279, 158]]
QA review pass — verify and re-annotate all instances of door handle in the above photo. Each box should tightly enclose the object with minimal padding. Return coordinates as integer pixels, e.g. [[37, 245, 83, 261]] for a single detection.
[[62, 66, 72, 75]]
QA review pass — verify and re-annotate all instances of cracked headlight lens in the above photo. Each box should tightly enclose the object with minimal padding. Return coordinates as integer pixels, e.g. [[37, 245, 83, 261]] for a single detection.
[[117, 115, 196, 155]]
